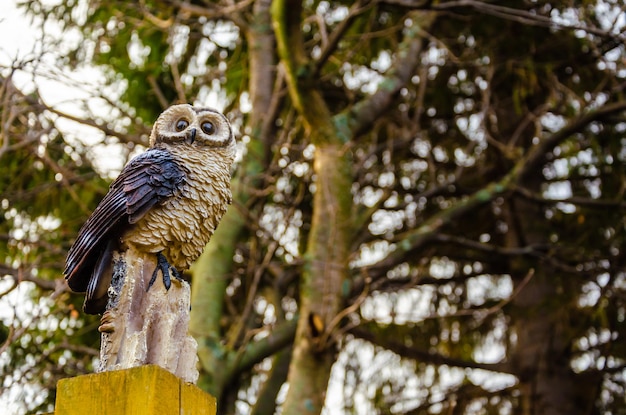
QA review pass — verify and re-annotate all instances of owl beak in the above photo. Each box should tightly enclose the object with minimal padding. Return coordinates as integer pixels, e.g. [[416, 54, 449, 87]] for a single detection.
[[187, 128, 197, 144]]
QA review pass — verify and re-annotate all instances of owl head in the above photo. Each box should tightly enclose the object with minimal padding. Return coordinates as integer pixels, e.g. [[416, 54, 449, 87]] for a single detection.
[[149, 104, 234, 151]]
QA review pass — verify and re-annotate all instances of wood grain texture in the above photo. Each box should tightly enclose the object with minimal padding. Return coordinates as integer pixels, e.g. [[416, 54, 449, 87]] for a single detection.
[[97, 249, 199, 384], [55, 365, 216, 415]]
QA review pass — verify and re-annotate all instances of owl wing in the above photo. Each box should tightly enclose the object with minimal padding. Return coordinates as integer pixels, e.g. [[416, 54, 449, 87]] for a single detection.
[[64, 148, 186, 313]]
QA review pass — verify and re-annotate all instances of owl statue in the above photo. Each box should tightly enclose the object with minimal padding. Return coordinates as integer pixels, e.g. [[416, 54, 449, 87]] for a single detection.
[[64, 104, 236, 314]]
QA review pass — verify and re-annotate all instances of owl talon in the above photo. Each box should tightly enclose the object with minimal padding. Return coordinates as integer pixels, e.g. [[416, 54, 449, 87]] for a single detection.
[[147, 252, 180, 291], [98, 310, 116, 333]]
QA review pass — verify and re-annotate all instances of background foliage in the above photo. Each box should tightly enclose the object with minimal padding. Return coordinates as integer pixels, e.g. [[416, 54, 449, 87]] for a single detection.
[[2, 0, 626, 414]]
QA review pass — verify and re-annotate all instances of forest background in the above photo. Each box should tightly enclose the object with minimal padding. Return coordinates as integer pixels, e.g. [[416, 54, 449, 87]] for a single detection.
[[1, 1, 626, 414]]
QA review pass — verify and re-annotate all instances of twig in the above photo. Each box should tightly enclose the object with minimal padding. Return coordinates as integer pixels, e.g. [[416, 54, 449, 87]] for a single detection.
[[434, 1, 626, 40], [312, 0, 373, 77]]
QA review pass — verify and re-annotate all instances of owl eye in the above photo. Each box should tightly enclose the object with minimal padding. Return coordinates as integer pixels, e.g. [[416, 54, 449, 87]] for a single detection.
[[175, 119, 189, 132], [201, 121, 216, 135]]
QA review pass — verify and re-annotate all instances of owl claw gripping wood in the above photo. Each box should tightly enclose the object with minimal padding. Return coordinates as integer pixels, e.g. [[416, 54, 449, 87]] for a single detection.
[[147, 251, 185, 292], [64, 104, 236, 383]]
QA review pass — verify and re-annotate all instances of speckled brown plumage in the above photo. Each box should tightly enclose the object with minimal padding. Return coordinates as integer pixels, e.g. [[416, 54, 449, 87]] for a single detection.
[[65, 104, 236, 314]]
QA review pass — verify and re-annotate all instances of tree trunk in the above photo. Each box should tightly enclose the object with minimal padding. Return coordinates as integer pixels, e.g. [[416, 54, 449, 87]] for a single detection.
[[190, 0, 276, 401], [281, 143, 353, 414], [506, 195, 601, 414], [271, 1, 354, 412]]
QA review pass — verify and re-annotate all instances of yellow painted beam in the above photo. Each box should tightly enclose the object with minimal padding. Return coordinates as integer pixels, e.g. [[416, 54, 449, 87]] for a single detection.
[[55, 365, 216, 415]]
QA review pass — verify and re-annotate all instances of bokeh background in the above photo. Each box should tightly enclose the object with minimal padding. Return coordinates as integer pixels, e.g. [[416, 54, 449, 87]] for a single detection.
[[1, 1, 626, 414]]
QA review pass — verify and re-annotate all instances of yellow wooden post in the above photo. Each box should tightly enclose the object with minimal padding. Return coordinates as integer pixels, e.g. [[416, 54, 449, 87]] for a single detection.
[[54, 365, 216, 415]]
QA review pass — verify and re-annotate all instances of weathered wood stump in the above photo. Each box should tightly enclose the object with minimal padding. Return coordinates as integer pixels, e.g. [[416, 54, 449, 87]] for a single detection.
[[96, 247, 199, 384]]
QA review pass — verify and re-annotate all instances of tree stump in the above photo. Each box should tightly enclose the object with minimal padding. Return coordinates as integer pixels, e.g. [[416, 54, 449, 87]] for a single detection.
[[96, 246, 199, 384]]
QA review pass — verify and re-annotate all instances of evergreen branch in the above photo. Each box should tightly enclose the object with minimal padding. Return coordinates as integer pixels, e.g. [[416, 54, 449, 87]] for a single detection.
[[349, 326, 513, 374], [368, 178, 513, 276], [363, 100, 626, 276], [272, 0, 337, 142], [434, 1, 626, 41], [432, 234, 546, 257], [271, 0, 308, 114], [171, 0, 253, 26], [233, 317, 297, 374], [245, 0, 279, 149], [250, 347, 292, 415], [337, 10, 434, 139], [312, 0, 373, 77], [518, 100, 626, 182], [514, 186, 626, 209]]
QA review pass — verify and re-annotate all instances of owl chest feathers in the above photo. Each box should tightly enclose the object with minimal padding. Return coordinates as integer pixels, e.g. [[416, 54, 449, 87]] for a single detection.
[[122, 146, 232, 270]]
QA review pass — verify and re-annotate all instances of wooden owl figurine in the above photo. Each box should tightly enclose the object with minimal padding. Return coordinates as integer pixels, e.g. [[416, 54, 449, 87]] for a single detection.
[[65, 104, 236, 314]]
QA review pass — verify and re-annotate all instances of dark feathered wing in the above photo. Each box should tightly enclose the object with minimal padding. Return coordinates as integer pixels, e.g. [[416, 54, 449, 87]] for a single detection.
[[64, 148, 186, 313]]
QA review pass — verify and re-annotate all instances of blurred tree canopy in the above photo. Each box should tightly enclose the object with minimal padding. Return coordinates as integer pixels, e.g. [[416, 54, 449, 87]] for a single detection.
[[2, 0, 626, 414]]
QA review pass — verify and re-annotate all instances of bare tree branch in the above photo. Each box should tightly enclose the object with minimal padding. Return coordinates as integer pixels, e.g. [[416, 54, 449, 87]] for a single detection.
[[338, 10, 433, 139], [312, 0, 373, 77], [514, 185, 626, 209], [233, 317, 297, 375], [349, 326, 513, 374], [433, 1, 626, 41]]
